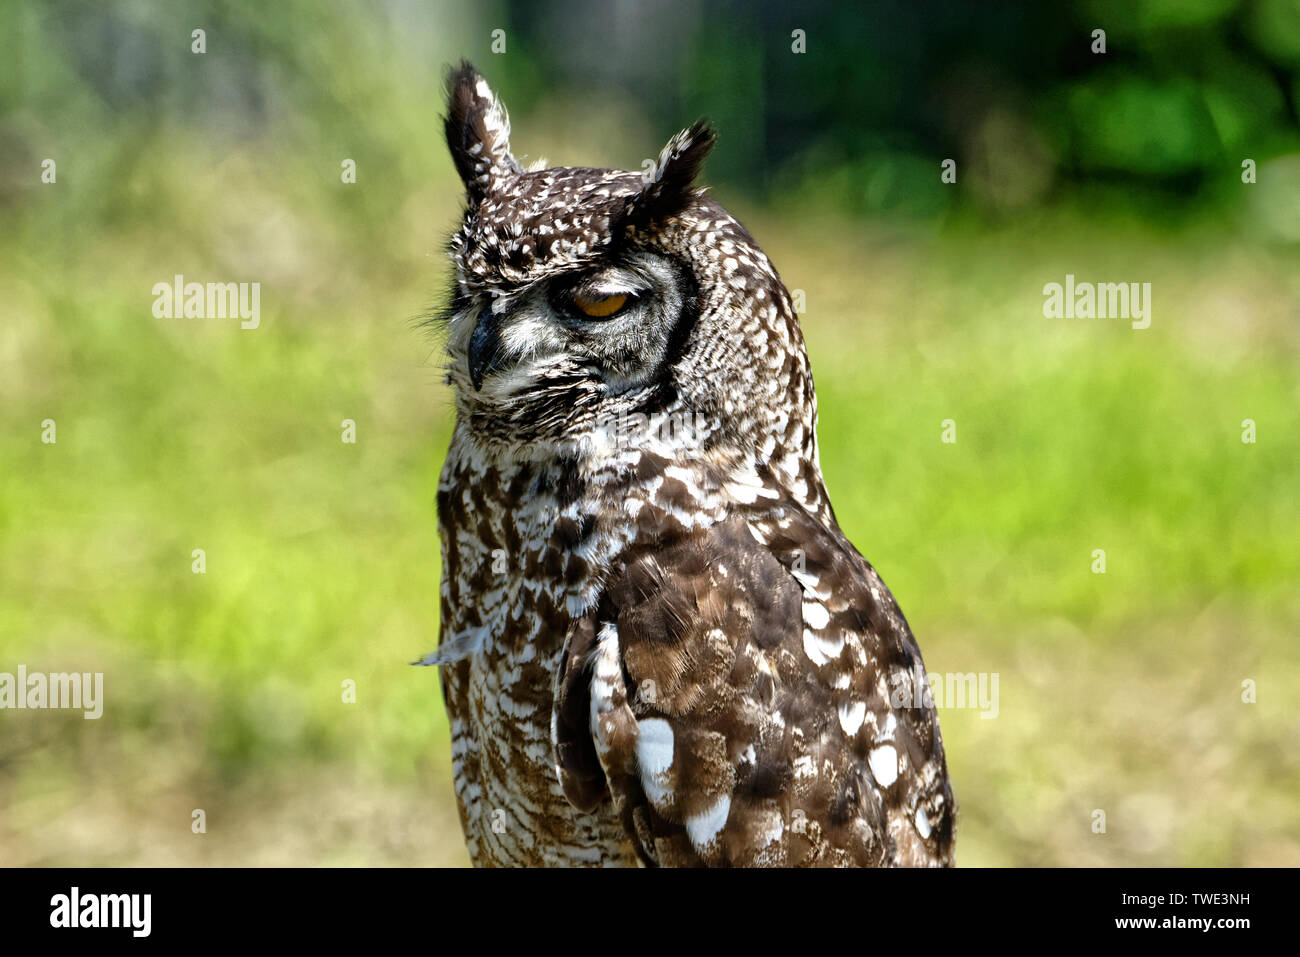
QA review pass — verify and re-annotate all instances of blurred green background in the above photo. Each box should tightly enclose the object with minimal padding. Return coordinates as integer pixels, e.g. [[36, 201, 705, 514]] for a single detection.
[[1, 0, 1298, 866]]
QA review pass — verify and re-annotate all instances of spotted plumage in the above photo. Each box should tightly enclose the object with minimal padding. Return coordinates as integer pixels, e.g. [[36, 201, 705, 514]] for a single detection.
[[421, 62, 955, 867]]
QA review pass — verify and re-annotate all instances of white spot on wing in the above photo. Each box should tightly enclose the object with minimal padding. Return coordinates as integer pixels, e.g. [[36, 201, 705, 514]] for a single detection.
[[838, 701, 866, 737], [802, 601, 830, 630], [636, 718, 674, 773], [685, 794, 731, 850], [637, 718, 676, 809], [868, 744, 899, 788], [915, 806, 932, 839], [803, 628, 844, 666], [791, 567, 820, 591]]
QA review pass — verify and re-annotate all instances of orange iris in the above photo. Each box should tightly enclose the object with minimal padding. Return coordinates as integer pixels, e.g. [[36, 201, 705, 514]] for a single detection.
[[571, 292, 628, 318]]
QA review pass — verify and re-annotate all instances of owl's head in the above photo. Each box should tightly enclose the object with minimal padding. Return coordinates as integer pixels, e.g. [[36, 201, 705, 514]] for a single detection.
[[439, 62, 815, 476]]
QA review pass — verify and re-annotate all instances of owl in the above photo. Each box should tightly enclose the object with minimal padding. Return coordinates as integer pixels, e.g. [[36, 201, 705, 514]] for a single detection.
[[421, 61, 955, 867]]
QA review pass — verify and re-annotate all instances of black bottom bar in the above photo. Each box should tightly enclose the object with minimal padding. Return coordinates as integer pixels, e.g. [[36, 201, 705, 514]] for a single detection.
[[0, 866, 1279, 944]]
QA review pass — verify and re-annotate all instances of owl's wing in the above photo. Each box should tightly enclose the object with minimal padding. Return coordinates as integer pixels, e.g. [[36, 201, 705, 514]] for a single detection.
[[554, 507, 955, 867]]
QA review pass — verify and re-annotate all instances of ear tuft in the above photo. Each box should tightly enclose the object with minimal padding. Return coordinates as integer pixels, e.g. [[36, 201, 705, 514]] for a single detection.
[[627, 120, 717, 226], [444, 60, 520, 201]]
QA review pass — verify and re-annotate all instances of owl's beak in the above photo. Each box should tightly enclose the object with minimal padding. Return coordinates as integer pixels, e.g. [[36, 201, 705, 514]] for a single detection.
[[467, 310, 508, 391]]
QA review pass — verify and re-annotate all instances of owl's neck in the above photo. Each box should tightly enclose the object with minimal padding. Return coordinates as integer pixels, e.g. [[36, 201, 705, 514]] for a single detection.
[[450, 404, 832, 547]]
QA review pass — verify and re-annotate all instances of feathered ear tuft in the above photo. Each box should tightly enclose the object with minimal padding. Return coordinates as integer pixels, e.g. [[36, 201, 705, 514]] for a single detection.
[[443, 60, 521, 201], [625, 120, 717, 227]]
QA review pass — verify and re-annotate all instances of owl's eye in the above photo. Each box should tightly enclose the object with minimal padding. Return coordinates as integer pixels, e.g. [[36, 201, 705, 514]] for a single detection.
[[569, 291, 630, 319]]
